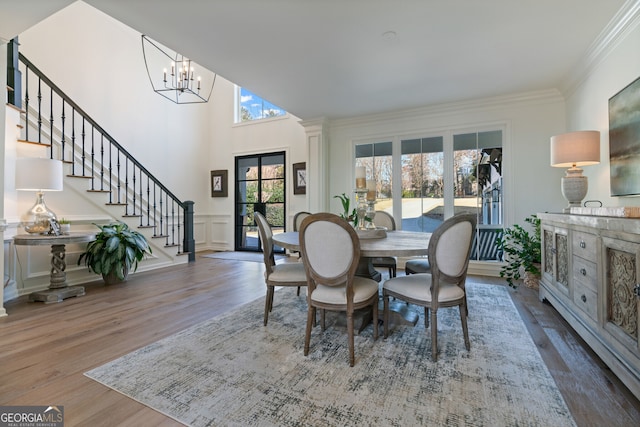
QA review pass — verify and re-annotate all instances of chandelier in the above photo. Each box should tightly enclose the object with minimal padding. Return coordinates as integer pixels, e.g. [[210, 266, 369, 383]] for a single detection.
[[141, 35, 216, 104]]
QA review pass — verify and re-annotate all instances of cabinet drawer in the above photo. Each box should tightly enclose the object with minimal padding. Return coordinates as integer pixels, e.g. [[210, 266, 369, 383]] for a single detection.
[[572, 231, 597, 261], [573, 255, 597, 292], [573, 282, 598, 321]]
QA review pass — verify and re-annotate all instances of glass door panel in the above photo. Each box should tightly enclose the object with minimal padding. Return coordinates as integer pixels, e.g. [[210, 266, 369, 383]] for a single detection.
[[234, 152, 286, 252], [453, 130, 503, 261], [400, 136, 444, 232]]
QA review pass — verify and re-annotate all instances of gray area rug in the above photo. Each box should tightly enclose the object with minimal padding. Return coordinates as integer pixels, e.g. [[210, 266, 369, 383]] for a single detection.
[[201, 251, 285, 263], [85, 283, 575, 427]]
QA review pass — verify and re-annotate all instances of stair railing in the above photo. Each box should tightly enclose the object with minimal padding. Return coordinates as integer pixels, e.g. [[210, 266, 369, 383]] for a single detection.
[[18, 53, 195, 261]]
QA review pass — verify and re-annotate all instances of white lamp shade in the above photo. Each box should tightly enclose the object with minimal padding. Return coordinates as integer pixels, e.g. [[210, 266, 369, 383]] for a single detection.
[[15, 157, 63, 191], [550, 130, 601, 168]]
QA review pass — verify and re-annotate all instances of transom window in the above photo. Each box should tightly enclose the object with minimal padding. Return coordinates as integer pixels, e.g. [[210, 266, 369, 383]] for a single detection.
[[235, 86, 286, 123]]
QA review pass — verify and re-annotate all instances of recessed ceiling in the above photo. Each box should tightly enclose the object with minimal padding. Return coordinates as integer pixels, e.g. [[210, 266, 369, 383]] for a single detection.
[[1, 0, 628, 120]]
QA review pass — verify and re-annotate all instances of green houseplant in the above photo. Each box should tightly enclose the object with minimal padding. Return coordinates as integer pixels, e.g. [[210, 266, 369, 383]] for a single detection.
[[496, 214, 541, 288], [78, 221, 152, 284], [334, 193, 358, 226]]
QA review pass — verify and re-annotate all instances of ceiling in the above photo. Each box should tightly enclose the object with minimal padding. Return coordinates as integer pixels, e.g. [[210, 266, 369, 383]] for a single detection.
[[0, 0, 629, 121]]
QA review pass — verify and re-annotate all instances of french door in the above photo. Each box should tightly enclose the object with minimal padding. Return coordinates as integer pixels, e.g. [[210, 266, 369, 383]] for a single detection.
[[234, 152, 286, 252]]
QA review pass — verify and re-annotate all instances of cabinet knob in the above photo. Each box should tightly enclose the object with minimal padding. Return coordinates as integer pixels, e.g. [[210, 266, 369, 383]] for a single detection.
[[580, 268, 587, 276], [581, 294, 587, 303], [580, 240, 586, 249]]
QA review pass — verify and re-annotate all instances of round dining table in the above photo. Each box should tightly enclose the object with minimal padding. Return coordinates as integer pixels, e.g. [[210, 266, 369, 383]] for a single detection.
[[272, 229, 431, 327]]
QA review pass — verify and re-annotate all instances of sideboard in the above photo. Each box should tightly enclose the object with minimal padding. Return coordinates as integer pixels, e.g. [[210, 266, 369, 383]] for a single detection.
[[538, 213, 640, 400]]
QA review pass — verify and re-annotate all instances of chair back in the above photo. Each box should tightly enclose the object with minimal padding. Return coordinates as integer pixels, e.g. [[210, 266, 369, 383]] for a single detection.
[[293, 211, 311, 231], [254, 212, 275, 273], [428, 213, 477, 287], [374, 210, 396, 230], [299, 213, 360, 288]]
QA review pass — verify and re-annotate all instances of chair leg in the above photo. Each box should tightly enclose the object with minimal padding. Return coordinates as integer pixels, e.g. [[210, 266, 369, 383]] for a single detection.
[[383, 294, 390, 338], [372, 298, 379, 340], [297, 286, 301, 296], [264, 286, 274, 326], [304, 306, 315, 356], [347, 311, 355, 367], [431, 310, 438, 361], [460, 303, 470, 351], [424, 307, 429, 328], [321, 309, 326, 331], [391, 265, 396, 278]]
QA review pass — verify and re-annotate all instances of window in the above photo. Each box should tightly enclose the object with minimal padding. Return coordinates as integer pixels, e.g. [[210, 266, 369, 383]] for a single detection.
[[235, 86, 286, 123], [400, 137, 444, 232], [355, 128, 504, 263], [355, 142, 393, 213]]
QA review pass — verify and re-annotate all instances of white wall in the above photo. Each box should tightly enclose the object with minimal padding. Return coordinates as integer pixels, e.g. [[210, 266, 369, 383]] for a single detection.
[[327, 92, 567, 227], [14, 1, 308, 251], [2, 1, 307, 302], [565, 12, 640, 206]]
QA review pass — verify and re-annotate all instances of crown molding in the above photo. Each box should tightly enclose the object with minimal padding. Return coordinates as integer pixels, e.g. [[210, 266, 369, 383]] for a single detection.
[[328, 89, 564, 130], [561, 0, 640, 98]]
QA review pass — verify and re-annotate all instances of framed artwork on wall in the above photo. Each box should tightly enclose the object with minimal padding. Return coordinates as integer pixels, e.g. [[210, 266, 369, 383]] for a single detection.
[[211, 170, 228, 197], [293, 162, 306, 195], [609, 75, 640, 196]]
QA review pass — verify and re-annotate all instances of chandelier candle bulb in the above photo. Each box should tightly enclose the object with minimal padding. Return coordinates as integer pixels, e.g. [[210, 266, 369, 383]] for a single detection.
[[355, 166, 366, 189]]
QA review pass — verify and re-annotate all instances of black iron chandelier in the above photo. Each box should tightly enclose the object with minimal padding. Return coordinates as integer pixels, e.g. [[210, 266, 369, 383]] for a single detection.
[[141, 35, 216, 104]]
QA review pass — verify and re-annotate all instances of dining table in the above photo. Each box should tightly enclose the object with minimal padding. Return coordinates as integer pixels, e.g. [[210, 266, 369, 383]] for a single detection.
[[272, 229, 431, 327]]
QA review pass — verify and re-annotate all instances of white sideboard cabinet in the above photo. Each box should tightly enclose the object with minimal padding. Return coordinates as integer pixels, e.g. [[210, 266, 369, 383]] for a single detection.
[[538, 213, 640, 400]]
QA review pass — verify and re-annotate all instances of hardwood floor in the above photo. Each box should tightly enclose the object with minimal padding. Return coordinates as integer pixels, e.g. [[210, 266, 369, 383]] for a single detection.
[[1, 254, 638, 426]]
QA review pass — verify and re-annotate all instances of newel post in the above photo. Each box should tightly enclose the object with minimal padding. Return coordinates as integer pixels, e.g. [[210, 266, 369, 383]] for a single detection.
[[183, 201, 195, 262]]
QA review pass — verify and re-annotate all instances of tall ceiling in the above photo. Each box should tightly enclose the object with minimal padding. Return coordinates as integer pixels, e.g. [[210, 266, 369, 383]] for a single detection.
[[1, 0, 630, 120]]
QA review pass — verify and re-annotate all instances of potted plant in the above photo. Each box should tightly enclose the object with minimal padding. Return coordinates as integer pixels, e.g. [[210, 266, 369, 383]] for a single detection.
[[78, 221, 152, 284], [334, 193, 358, 226], [496, 214, 541, 289], [58, 218, 71, 235]]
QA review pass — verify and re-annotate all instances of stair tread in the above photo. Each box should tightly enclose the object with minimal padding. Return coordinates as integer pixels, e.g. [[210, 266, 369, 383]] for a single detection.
[[106, 203, 127, 206], [17, 139, 51, 147], [86, 189, 111, 193], [67, 174, 92, 179]]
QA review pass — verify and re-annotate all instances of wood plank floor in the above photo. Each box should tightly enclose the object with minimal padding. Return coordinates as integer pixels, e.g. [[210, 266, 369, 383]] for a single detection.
[[1, 253, 639, 426]]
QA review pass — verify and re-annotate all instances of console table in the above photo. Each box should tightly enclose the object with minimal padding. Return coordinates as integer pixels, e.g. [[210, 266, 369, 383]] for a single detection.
[[13, 232, 95, 303], [538, 213, 640, 400]]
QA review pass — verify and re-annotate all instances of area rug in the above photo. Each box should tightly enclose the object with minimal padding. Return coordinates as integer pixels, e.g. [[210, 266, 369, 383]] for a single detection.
[[85, 283, 575, 427], [201, 251, 285, 263]]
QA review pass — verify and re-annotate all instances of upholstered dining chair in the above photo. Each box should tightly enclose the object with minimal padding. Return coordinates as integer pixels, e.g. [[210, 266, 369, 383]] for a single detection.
[[299, 212, 379, 366], [371, 210, 397, 278], [404, 258, 431, 275], [383, 213, 476, 361], [293, 211, 311, 231], [255, 211, 308, 326]]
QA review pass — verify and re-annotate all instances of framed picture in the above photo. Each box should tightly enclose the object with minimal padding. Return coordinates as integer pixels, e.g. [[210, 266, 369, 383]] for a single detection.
[[211, 170, 228, 197], [293, 162, 306, 195], [609, 75, 640, 196]]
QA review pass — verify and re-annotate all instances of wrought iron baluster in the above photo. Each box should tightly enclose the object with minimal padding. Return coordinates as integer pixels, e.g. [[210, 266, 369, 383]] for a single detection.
[[71, 109, 76, 175], [60, 101, 66, 161], [90, 126, 95, 190], [24, 66, 29, 141], [81, 118, 86, 176], [37, 78, 42, 143], [49, 87, 54, 158], [100, 134, 105, 191]]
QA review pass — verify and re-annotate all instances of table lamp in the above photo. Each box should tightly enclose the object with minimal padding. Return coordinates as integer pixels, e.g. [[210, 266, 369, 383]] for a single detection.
[[550, 130, 600, 213], [15, 157, 64, 234]]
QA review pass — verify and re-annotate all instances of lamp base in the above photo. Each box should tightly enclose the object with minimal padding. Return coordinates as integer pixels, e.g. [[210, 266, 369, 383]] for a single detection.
[[21, 191, 57, 234], [561, 167, 588, 213]]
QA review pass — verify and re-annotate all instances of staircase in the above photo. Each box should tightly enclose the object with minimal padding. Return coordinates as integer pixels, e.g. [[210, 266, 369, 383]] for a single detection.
[[11, 51, 195, 262]]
